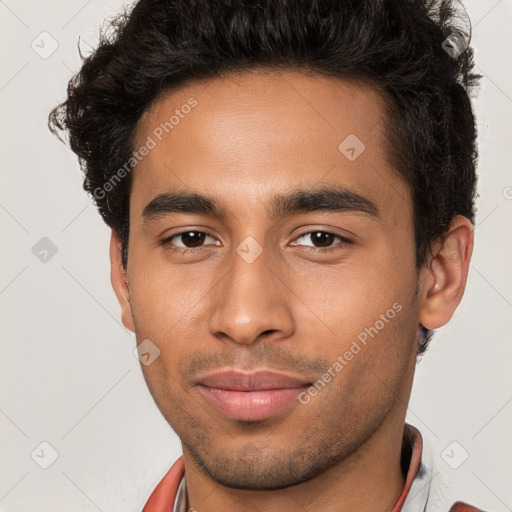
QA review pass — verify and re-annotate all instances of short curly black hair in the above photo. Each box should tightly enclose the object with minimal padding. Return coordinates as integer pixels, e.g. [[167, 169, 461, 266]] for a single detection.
[[48, 0, 481, 355]]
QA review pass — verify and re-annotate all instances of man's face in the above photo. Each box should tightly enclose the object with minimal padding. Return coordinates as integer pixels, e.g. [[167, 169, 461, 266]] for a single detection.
[[123, 70, 421, 489]]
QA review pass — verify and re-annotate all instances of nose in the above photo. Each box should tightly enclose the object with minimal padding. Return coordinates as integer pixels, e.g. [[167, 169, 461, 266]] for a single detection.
[[208, 243, 295, 346]]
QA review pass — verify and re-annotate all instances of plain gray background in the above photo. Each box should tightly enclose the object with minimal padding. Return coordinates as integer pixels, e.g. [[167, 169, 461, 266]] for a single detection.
[[0, 0, 511, 510]]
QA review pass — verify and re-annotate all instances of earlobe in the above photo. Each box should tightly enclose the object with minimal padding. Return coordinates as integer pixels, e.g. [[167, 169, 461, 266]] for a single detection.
[[419, 216, 474, 330], [109, 230, 136, 332]]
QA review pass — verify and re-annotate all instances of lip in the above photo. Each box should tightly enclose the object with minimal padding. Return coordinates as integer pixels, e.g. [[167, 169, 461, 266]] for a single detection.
[[195, 369, 312, 421]]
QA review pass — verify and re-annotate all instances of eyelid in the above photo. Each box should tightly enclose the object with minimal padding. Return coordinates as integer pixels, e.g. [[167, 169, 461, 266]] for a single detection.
[[289, 230, 353, 251], [161, 227, 353, 253], [161, 229, 220, 248], [289, 224, 355, 244]]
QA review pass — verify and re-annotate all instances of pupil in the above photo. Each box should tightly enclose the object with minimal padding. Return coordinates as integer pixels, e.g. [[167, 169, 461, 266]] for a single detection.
[[179, 231, 334, 249], [313, 232, 333, 247], [182, 231, 205, 247]]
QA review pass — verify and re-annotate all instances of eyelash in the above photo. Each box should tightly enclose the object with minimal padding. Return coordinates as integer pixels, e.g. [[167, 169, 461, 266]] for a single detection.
[[159, 230, 353, 254]]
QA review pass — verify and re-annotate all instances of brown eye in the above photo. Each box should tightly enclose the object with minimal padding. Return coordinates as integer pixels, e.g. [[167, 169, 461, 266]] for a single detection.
[[308, 231, 338, 248], [176, 231, 206, 248], [293, 231, 352, 251], [162, 230, 219, 250]]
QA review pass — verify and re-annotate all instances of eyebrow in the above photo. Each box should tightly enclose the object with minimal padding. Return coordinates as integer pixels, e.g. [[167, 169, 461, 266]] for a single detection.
[[141, 186, 379, 223]]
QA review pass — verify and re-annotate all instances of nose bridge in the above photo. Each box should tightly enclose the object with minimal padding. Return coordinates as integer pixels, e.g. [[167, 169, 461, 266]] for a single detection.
[[208, 239, 294, 345]]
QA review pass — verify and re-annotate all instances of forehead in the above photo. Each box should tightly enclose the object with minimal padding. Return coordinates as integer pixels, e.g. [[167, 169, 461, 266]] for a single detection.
[[130, 69, 409, 220]]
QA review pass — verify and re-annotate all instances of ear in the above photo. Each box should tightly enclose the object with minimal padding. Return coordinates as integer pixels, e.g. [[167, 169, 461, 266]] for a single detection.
[[110, 230, 135, 332], [418, 215, 474, 329]]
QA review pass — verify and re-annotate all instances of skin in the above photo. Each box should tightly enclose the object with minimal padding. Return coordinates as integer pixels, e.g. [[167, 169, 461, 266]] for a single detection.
[[110, 69, 474, 511]]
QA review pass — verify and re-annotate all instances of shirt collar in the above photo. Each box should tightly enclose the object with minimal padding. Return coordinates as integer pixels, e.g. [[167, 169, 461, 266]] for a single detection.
[[172, 472, 188, 512], [144, 423, 430, 512], [395, 424, 432, 512]]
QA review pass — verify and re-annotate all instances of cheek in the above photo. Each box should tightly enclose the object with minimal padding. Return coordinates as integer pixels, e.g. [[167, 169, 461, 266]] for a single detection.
[[126, 266, 208, 394], [128, 251, 215, 332], [317, 302, 417, 424], [128, 241, 417, 346], [293, 247, 416, 333], [291, 251, 418, 395]]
